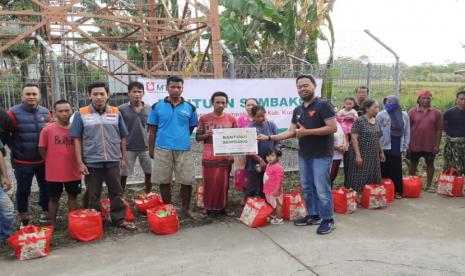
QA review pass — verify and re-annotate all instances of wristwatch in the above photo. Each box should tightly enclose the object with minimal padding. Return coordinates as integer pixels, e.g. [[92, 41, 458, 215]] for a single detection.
[[268, 135, 271, 141]]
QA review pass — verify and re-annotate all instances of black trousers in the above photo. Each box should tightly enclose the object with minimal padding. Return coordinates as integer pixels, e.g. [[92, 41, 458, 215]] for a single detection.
[[381, 154, 403, 194], [85, 166, 126, 225], [245, 170, 265, 199]]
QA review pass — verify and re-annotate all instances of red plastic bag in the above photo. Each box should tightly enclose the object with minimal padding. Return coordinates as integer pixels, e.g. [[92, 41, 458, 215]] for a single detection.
[[437, 169, 464, 197], [101, 199, 135, 222], [402, 176, 423, 198], [7, 225, 53, 260], [282, 189, 307, 220], [234, 169, 248, 192], [147, 204, 179, 235], [240, 197, 273, 228], [381, 178, 395, 203], [133, 193, 163, 214], [196, 184, 204, 208], [361, 184, 387, 209], [332, 187, 357, 214], [69, 209, 103, 242]]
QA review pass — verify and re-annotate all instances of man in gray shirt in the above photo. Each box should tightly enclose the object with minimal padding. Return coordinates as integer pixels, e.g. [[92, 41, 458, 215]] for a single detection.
[[119, 81, 152, 193]]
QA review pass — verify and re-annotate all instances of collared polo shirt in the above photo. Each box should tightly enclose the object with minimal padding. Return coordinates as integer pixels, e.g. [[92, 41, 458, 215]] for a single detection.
[[291, 97, 335, 158], [147, 97, 198, 151]]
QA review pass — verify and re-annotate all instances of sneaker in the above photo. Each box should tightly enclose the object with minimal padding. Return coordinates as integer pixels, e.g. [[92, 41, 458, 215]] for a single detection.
[[270, 218, 284, 225], [317, 219, 335, 235], [427, 186, 437, 193], [294, 215, 322, 226], [39, 212, 51, 224]]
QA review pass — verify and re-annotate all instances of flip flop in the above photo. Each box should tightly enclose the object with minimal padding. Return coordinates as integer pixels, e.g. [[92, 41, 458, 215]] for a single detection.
[[187, 210, 207, 220], [118, 221, 138, 231]]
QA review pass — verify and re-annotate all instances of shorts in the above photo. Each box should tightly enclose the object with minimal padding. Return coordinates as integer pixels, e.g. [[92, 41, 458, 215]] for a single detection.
[[407, 151, 436, 162], [47, 180, 82, 199], [151, 147, 195, 185], [265, 193, 283, 209], [122, 150, 152, 176]]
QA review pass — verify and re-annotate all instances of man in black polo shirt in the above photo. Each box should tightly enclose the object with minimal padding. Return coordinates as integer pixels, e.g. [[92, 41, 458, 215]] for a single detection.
[[259, 74, 337, 234]]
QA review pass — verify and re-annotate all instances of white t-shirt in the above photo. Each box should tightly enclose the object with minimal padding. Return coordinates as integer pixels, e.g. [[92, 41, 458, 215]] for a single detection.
[[333, 122, 345, 160]]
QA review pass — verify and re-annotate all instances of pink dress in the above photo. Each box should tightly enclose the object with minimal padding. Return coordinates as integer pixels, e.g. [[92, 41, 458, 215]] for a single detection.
[[336, 109, 358, 134], [263, 163, 284, 208]]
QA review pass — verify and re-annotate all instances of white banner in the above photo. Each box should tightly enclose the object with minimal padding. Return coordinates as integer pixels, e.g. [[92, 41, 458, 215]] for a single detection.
[[139, 78, 322, 130], [213, 128, 258, 156]]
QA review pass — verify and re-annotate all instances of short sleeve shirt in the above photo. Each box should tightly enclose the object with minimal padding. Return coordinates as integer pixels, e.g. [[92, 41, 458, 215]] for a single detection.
[[118, 103, 150, 151], [147, 97, 198, 151], [246, 120, 279, 171], [291, 98, 335, 158], [443, 107, 465, 138], [39, 123, 81, 182], [408, 107, 442, 152]]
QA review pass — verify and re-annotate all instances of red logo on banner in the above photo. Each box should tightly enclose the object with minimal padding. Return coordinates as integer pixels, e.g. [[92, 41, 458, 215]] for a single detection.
[[146, 82, 155, 92]]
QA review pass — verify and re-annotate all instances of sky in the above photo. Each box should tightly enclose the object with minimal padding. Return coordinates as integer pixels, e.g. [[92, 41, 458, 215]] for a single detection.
[[318, 0, 465, 65]]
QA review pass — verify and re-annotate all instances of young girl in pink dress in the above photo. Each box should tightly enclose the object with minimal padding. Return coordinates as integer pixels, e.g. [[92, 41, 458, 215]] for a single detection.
[[337, 97, 358, 134], [263, 149, 285, 225]]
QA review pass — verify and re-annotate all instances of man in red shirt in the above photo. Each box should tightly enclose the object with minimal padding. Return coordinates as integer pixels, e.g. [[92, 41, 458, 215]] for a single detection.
[[39, 100, 81, 225], [407, 89, 442, 192]]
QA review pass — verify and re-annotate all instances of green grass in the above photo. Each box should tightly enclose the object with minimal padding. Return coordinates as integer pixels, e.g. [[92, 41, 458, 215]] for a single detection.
[[330, 80, 461, 112]]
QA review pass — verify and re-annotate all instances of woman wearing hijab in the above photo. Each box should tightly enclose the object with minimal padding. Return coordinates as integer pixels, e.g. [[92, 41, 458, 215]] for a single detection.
[[376, 96, 410, 198]]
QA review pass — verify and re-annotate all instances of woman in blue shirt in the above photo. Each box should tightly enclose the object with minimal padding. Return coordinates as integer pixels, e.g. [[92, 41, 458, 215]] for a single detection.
[[376, 96, 410, 199]]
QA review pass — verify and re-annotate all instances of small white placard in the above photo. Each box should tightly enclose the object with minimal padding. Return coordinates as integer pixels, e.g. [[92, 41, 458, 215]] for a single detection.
[[212, 128, 258, 156]]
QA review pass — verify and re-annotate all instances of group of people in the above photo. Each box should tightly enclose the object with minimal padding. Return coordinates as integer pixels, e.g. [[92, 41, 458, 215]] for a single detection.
[[0, 74, 464, 241], [338, 86, 465, 202]]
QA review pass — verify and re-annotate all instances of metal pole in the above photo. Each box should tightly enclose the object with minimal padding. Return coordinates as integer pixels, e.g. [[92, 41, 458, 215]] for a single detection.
[[367, 62, 373, 92], [364, 29, 400, 96], [220, 41, 235, 79], [287, 54, 314, 73], [35, 35, 61, 101]]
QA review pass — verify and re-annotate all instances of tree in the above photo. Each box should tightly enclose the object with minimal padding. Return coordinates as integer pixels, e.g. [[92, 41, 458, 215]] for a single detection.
[[219, 0, 336, 65]]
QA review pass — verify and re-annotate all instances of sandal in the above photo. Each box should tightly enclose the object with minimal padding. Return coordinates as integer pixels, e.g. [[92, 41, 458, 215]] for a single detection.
[[270, 218, 284, 225], [186, 210, 207, 220], [118, 221, 138, 231], [222, 209, 236, 217]]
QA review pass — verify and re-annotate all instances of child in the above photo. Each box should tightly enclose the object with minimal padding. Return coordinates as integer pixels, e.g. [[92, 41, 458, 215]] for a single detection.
[[263, 149, 284, 225], [245, 105, 279, 199], [39, 100, 81, 226], [0, 141, 13, 239], [331, 120, 348, 187], [337, 97, 358, 135]]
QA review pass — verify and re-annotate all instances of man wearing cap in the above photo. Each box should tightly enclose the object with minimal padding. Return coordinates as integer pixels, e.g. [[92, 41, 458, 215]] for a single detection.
[[407, 89, 442, 192]]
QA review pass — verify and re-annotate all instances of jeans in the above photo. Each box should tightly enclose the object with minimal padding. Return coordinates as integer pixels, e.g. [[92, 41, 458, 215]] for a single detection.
[[0, 186, 14, 240], [13, 162, 48, 213], [298, 156, 334, 220]]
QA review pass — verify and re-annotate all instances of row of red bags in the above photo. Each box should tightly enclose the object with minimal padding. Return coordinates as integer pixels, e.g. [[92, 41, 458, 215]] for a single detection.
[[7, 193, 179, 260], [334, 169, 465, 215]]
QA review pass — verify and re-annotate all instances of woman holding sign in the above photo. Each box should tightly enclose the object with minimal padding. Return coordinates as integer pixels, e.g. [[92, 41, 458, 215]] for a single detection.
[[196, 92, 237, 215], [246, 105, 280, 199]]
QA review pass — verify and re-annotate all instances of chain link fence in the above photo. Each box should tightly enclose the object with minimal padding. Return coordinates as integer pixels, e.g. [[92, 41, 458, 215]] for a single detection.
[[0, 58, 396, 176]]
